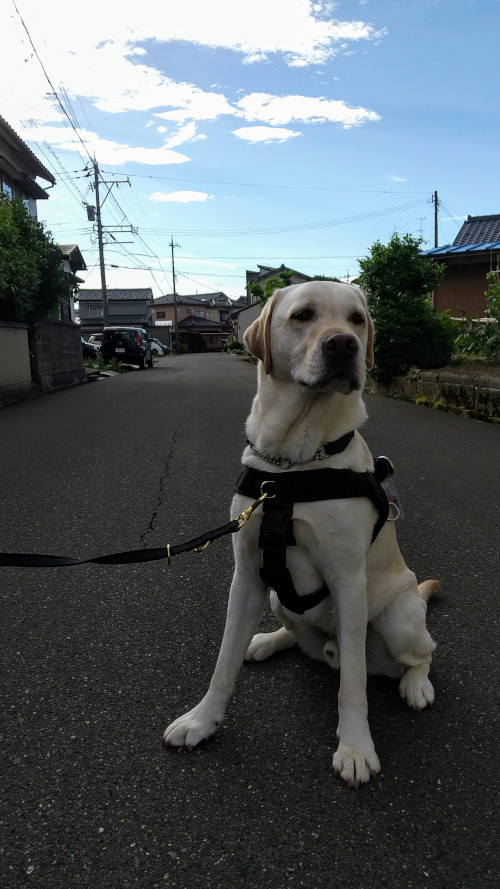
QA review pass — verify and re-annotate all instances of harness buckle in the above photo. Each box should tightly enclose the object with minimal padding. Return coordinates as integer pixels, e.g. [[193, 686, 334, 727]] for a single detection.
[[260, 480, 276, 499]]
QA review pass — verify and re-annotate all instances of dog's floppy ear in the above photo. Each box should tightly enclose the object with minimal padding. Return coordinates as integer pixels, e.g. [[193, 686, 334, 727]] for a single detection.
[[243, 293, 277, 374], [351, 284, 374, 369], [365, 311, 374, 370]]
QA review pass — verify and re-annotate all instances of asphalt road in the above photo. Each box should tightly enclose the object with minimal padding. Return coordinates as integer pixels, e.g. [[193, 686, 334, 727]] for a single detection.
[[1, 354, 498, 889]]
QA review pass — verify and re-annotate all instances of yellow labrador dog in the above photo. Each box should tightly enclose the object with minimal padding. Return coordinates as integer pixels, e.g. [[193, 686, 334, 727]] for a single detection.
[[164, 281, 437, 787]]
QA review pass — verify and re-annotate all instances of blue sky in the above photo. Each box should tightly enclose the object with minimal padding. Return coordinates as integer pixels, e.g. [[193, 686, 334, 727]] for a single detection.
[[3, 0, 499, 300]]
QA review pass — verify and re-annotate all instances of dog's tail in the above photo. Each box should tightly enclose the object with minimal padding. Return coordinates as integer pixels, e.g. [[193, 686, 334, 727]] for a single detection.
[[418, 579, 440, 602]]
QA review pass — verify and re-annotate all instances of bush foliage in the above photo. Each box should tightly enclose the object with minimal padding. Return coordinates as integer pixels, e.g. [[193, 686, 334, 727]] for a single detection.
[[0, 194, 67, 323], [455, 271, 500, 361], [358, 233, 455, 379]]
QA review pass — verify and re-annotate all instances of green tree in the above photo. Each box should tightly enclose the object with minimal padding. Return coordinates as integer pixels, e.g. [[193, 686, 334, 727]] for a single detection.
[[358, 233, 455, 379], [0, 194, 68, 323], [249, 268, 294, 307]]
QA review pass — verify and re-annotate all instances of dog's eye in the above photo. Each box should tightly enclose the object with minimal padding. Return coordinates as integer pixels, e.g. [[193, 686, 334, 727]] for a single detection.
[[291, 309, 314, 322], [350, 312, 365, 325]]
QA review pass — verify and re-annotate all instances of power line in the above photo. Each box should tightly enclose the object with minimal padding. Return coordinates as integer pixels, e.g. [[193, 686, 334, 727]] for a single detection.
[[134, 198, 429, 238], [108, 169, 430, 197], [11, 1, 94, 163]]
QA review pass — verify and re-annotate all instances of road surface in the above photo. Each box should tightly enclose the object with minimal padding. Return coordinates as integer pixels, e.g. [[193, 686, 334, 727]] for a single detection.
[[1, 354, 498, 888]]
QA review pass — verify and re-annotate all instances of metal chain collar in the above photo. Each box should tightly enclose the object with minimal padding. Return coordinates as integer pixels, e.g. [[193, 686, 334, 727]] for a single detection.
[[246, 438, 343, 470]]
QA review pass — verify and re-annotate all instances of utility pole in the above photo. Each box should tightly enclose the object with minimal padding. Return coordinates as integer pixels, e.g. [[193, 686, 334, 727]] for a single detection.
[[94, 158, 109, 326], [432, 191, 439, 247], [91, 160, 131, 328], [170, 237, 180, 355]]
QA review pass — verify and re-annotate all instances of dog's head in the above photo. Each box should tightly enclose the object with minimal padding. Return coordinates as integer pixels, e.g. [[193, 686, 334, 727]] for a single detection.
[[244, 281, 374, 394]]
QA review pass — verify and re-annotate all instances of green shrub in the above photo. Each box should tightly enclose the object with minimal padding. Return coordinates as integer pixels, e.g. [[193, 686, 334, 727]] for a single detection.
[[454, 271, 500, 360], [367, 295, 456, 379], [358, 233, 454, 380]]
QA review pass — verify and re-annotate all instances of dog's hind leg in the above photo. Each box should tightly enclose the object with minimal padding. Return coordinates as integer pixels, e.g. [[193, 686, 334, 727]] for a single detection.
[[371, 576, 437, 710], [365, 626, 405, 678]]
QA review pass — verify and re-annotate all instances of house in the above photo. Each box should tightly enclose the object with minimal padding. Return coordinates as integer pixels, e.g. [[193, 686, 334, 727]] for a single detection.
[[151, 292, 233, 352], [421, 214, 500, 317], [228, 302, 262, 345], [245, 264, 312, 304], [177, 314, 229, 352], [0, 114, 55, 215], [77, 288, 153, 336], [59, 245, 87, 322], [151, 291, 233, 325], [0, 117, 88, 402]]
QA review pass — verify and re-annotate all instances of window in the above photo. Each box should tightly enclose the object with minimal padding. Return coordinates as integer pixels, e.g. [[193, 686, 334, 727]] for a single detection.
[[156, 311, 166, 319], [88, 305, 102, 317]]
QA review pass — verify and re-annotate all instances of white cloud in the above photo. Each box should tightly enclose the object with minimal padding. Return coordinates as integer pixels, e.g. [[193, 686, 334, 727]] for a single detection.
[[149, 191, 213, 202], [19, 125, 190, 166], [1, 0, 382, 163], [387, 175, 407, 183], [236, 93, 380, 128], [233, 127, 301, 144]]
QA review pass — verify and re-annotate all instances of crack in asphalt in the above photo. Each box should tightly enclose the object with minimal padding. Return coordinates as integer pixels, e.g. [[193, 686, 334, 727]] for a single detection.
[[140, 429, 179, 547]]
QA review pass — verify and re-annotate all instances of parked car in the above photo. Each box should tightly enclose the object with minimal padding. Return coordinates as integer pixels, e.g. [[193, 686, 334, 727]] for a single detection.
[[150, 338, 170, 356], [88, 333, 102, 347], [100, 327, 154, 368], [81, 337, 99, 359]]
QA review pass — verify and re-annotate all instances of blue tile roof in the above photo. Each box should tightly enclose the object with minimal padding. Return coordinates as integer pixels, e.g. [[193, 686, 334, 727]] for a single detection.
[[421, 241, 500, 257]]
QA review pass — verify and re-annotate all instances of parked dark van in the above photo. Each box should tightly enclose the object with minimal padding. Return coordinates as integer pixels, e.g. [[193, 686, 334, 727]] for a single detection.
[[100, 327, 154, 368]]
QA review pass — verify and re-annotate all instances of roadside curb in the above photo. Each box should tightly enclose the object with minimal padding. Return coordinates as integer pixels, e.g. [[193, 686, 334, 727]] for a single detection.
[[369, 367, 500, 422]]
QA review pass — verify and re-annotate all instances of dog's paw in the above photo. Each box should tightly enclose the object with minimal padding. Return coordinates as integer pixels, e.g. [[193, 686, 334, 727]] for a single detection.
[[399, 665, 435, 711], [245, 628, 295, 662], [163, 702, 223, 750], [333, 741, 380, 788], [323, 638, 340, 670]]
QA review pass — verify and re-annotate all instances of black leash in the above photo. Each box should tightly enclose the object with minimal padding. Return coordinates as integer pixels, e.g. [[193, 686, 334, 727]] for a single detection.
[[0, 453, 395, 589], [0, 495, 268, 569]]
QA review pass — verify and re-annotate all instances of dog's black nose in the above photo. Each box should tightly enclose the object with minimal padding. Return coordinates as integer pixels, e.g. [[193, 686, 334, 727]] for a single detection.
[[322, 333, 359, 358]]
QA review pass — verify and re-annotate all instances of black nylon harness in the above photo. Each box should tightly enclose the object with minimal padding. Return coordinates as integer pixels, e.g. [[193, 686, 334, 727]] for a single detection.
[[235, 457, 392, 615]]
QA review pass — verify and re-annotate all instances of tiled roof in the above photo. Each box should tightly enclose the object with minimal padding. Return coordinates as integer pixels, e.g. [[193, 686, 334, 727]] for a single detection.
[[79, 314, 151, 328], [421, 241, 500, 258], [453, 214, 500, 246], [0, 114, 56, 185], [178, 315, 227, 329], [245, 264, 312, 286], [78, 288, 153, 301], [153, 291, 231, 306]]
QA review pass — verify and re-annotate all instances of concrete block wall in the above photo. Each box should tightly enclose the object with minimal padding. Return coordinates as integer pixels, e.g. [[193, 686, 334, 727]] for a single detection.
[[0, 323, 32, 406], [29, 319, 86, 394]]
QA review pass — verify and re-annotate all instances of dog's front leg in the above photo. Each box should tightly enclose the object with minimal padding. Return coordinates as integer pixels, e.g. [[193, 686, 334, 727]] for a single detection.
[[331, 571, 380, 788], [163, 563, 267, 750]]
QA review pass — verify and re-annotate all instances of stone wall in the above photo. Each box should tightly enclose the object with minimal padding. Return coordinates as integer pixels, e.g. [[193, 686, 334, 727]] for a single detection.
[[370, 367, 500, 422]]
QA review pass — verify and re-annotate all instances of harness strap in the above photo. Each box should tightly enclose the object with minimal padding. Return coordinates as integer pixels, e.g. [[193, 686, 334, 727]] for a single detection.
[[235, 461, 391, 614]]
